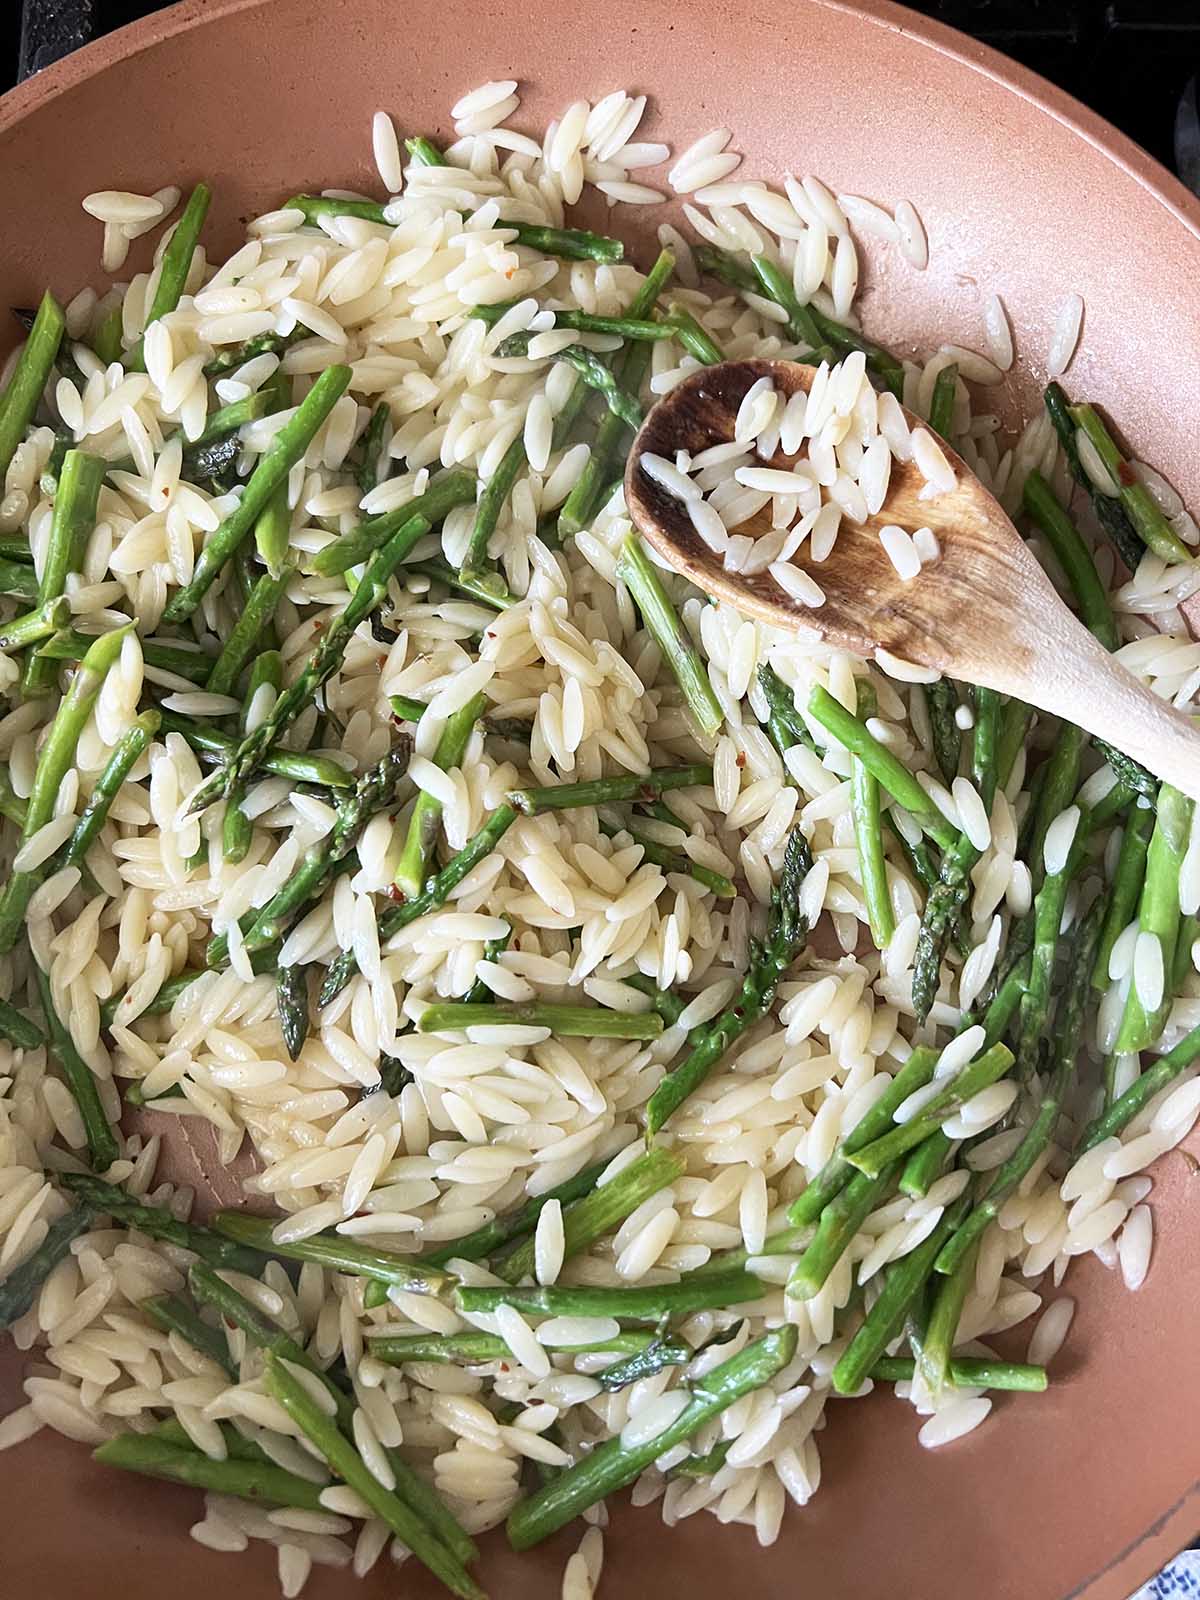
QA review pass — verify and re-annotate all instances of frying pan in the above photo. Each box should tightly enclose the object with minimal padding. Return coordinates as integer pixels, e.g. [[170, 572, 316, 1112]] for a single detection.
[[1, 1, 1199, 1596]]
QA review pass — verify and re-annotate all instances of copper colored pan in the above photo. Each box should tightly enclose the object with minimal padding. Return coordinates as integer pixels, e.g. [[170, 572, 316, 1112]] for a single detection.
[[2, 1, 1199, 1596]]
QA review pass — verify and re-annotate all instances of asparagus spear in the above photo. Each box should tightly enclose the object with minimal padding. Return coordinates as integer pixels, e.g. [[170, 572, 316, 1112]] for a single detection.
[[786, 1162, 898, 1299], [1078, 1019, 1200, 1151], [61, 1175, 266, 1268], [23, 449, 107, 695], [211, 1210, 448, 1295], [1092, 741, 1156, 804], [207, 747, 409, 965], [669, 1439, 735, 1478], [937, 901, 1103, 1278], [0, 558, 38, 601], [928, 362, 959, 441], [788, 1047, 938, 1224], [222, 651, 282, 864], [0, 769, 26, 829], [458, 437, 526, 589], [190, 1263, 476, 1567], [923, 680, 961, 788], [749, 254, 828, 353], [456, 1271, 762, 1323], [475, 302, 673, 340], [252, 480, 292, 578], [405, 137, 445, 166], [0, 625, 132, 951], [616, 535, 723, 739], [1112, 784, 1192, 1053], [61, 710, 160, 874], [668, 306, 724, 366], [506, 1327, 796, 1549], [1071, 402, 1193, 565], [311, 469, 476, 577], [645, 824, 812, 1135], [420, 1158, 609, 1269], [0, 1202, 92, 1328], [0, 996, 43, 1050], [508, 766, 712, 816], [460, 928, 514, 1005], [94, 1431, 325, 1509], [405, 557, 515, 610], [394, 694, 484, 896], [692, 244, 905, 393], [163, 365, 352, 621], [851, 681, 895, 948], [36, 629, 213, 683], [557, 247, 675, 538], [353, 401, 389, 495], [188, 514, 432, 810], [205, 567, 290, 695], [495, 335, 646, 429], [831, 1197, 969, 1395], [124, 184, 211, 371], [419, 1002, 663, 1039], [873, 1355, 1046, 1392], [265, 1352, 484, 1600], [496, 1149, 685, 1285], [203, 326, 309, 377], [1042, 383, 1143, 572], [368, 1329, 665, 1365], [141, 1292, 237, 1377], [0, 595, 70, 655], [600, 819, 735, 899], [157, 708, 355, 790], [91, 303, 123, 366], [917, 1235, 978, 1397], [807, 686, 957, 849], [0, 291, 65, 482], [1023, 469, 1119, 651], [756, 662, 819, 757], [317, 804, 519, 1005], [846, 1044, 1015, 1178], [277, 965, 310, 1062]]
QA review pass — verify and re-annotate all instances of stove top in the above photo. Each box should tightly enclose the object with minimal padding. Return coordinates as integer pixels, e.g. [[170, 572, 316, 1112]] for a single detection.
[[7, 0, 1200, 192]]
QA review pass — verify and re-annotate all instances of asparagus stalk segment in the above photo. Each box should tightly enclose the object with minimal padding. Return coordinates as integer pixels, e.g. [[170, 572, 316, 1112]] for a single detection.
[[163, 364, 352, 622], [616, 534, 723, 739], [788, 1047, 938, 1225], [0, 1201, 92, 1328], [367, 1328, 664, 1365], [61, 711, 160, 873], [646, 824, 812, 1136], [0, 595, 71, 655], [787, 1162, 898, 1299], [211, 1210, 448, 1294], [394, 694, 484, 896], [851, 681, 895, 949], [0, 996, 43, 1050], [312, 469, 476, 577], [141, 1292, 237, 1377], [205, 567, 290, 695], [847, 1044, 1015, 1178], [1112, 783, 1192, 1053], [497, 1149, 685, 1285], [94, 1431, 327, 1510], [1023, 469, 1119, 651], [265, 1352, 485, 1600], [872, 1355, 1046, 1392], [317, 803, 519, 1005], [457, 1272, 763, 1324], [421, 1158, 609, 1269], [157, 708, 355, 789], [61, 1175, 265, 1269], [506, 1326, 797, 1548], [1070, 402, 1193, 565], [923, 680, 961, 789], [23, 449, 106, 695], [1042, 382, 1143, 573], [808, 685, 957, 849], [419, 1002, 663, 1040], [124, 183, 211, 371], [0, 624, 132, 950], [0, 291, 65, 482], [1078, 1020, 1200, 1152], [509, 765, 712, 817], [188, 511, 430, 809]]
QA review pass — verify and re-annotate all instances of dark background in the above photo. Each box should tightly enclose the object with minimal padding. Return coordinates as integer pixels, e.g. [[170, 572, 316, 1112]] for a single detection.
[[7, 1, 1200, 194]]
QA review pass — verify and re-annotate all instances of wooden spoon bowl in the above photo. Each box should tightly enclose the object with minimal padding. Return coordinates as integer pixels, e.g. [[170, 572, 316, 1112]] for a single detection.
[[626, 359, 1200, 800]]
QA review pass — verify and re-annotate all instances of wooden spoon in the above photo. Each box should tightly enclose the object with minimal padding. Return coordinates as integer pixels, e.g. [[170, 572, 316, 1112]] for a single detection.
[[625, 358, 1200, 801]]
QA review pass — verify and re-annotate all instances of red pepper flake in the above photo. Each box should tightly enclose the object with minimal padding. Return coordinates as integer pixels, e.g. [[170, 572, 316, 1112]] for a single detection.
[[385, 885, 407, 903], [311, 619, 325, 633], [735, 752, 747, 769], [1117, 461, 1137, 487]]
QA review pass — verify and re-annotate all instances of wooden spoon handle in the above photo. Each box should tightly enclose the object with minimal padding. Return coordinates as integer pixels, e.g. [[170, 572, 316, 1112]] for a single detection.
[[1013, 623, 1200, 804]]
